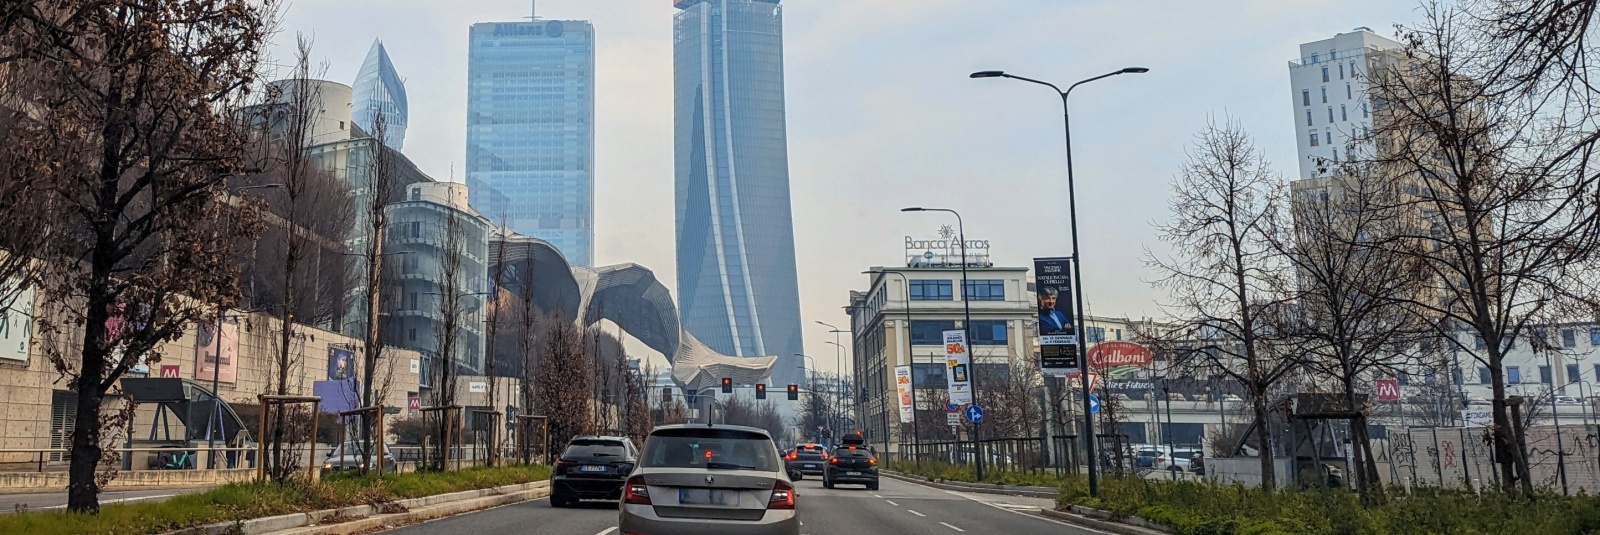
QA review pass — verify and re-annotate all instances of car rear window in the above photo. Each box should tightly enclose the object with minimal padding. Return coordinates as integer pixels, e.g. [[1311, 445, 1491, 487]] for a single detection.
[[796, 445, 827, 456], [565, 439, 628, 458], [642, 428, 778, 472], [835, 446, 873, 458]]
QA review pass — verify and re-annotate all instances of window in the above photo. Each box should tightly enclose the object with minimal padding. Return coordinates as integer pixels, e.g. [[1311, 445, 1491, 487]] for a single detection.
[[1594, 364, 1600, 382], [1322, 66, 1329, 82], [1333, 148, 1339, 161], [1328, 107, 1335, 123], [408, 328, 417, 342], [1452, 369, 1464, 386], [411, 221, 421, 237], [1563, 329, 1577, 348], [962, 280, 1005, 301], [1302, 89, 1310, 106], [909, 280, 952, 301], [1474, 335, 1486, 350], [1341, 104, 1348, 121], [1347, 84, 1353, 99], [1479, 367, 1492, 384], [49, 391, 75, 462], [411, 187, 421, 201], [1311, 53, 1320, 63], [1087, 326, 1106, 343], [1592, 328, 1600, 346], [1397, 371, 1410, 386], [1339, 63, 1345, 79], [1363, 102, 1369, 118], [1310, 132, 1320, 147], [1321, 86, 1327, 103], [1508, 366, 1522, 383], [910, 320, 957, 344], [1350, 61, 1358, 78], [1306, 109, 1313, 126], [969, 320, 1008, 345], [407, 292, 418, 310], [1568, 364, 1581, 383], [1115, 329, 1124, 341], [1540, 365, 1553, 384]]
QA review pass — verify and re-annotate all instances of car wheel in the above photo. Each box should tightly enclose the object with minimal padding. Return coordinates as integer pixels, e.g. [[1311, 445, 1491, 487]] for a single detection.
[[867, 482, 879, 491], [823, 479, 834, 489]]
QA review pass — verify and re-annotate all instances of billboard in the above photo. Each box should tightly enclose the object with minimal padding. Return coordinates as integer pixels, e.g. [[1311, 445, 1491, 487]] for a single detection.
[[894, 365, 914, 424], [328, 347, 354, 381], [194, 322, 238, 384], [0, 285, 33, 363], [1086, 341, 1153, 379], [1032, 257, 1079, 372], [943, 330, 973, 405]]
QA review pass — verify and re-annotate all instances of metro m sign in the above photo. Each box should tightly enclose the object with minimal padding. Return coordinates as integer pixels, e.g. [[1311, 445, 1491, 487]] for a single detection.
[[1375, 378, 1400, 402]]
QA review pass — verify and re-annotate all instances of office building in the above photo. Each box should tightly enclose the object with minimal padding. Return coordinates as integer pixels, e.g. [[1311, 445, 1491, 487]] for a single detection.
[[466, 18, 596, 267], [1287, 27, 1403, 179], [351, 39, 408, 151], [673, 0, 804, 387], [386, 182, 491, 379]]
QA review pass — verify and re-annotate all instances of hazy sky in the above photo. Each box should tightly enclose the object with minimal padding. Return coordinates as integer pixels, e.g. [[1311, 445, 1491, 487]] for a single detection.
[[268, 0, 1426, 374]]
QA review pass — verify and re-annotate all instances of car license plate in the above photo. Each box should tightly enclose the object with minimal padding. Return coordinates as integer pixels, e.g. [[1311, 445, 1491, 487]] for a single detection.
[[679, 488, 739, 506], [804, 464, 816, 469], [846, 471, 861, 476], [579, 465, 606, 473]]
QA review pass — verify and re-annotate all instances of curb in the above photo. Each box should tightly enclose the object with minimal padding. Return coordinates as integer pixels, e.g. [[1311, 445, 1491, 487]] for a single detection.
[[880, 471, 1059, 499], [1041, 507, 1175, 535], [166, 481, 551, 535]]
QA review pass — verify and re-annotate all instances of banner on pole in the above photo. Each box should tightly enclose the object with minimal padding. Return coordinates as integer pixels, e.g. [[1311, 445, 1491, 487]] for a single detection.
[[944, 330, 973, 405], [1033, 257, 1079, 372], [895, 365, 914, 424]]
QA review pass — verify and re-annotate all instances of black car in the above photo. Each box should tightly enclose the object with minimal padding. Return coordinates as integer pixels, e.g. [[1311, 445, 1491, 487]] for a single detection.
[[550, 435, 638, 507], [823, 433, 878, 490], [785, 443, 830, 478]]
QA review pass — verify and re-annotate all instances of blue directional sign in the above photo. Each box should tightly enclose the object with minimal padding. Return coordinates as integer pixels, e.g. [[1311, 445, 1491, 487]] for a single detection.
[[965, 405, 984, 424], [1088, 394, 1101, 414]]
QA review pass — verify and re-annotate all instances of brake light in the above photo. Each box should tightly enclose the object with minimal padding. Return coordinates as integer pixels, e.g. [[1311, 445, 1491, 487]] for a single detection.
[[830, 457, 838, 465], [768, 480, 796, 509], [869, 457, 878, 466], [554, 459, 575, 475], [623, 475, 651, 505]]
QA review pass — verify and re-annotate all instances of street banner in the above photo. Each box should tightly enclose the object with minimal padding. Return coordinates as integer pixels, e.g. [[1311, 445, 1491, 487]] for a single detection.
[[0, 284, 32, 363], [943, 330, 973, 405], [195, 322, 238, 384], [328, 347, 354, 381], [1033, 257, 1079, 372], [895, 365, 914, 424]]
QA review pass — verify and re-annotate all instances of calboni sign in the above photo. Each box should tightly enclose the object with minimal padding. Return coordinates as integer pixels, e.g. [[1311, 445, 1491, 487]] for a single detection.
[[1086, 341, 1153, 379]]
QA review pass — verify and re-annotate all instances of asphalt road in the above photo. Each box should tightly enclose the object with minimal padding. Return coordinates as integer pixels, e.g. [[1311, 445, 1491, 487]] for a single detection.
[[380, 475, 1105, 535]]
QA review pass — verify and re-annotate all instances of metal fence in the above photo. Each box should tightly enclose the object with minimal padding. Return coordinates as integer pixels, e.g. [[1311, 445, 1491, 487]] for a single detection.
[[898, 433, 1140, 477]]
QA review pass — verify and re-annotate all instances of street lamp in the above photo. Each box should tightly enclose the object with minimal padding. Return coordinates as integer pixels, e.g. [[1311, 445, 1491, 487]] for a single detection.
[[817, 321, 850, 442], [208, 183, 282, 469], [971, 66, 1148, 496], [900, 206, 984, 479], [865, 269, 917, 459]]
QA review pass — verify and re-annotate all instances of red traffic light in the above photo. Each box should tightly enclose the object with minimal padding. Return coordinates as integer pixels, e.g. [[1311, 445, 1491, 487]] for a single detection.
[[786, 384, 799, 400], [755, 383, 767, 399], [721, 377, 733, 394]]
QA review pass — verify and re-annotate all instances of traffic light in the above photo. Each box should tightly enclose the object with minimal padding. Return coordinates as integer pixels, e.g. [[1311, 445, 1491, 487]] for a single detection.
[[787, 384, 799, 401], [721, 377, 733, 394], [755, 383, 767, 400], [662, 387, 673, 403]]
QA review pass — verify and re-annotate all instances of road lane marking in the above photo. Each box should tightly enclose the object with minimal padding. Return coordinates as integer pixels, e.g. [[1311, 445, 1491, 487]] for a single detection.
[[595, 529, 617, 535], [941, 521, 966, 532], [873, 494, 883, 498], [886, 500, 899, 506], [937, 488, 1116, 534], [908, 509, 926, 517]]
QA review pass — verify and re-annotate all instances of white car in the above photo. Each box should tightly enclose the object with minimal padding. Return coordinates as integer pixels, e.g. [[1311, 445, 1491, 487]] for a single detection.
[[618, 424, 798, 535]]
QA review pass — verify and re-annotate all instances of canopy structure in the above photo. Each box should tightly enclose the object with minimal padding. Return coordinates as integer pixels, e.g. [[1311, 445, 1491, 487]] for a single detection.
[[120, 377, 252, 445]]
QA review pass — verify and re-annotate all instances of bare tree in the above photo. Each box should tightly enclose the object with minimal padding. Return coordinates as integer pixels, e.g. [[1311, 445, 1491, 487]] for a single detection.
[[358, 110, 397, 468], [534, 317, 593, 450], [0, 0, 276, 512], [427, 213, 466, 469], [1149, 119, 1298, 493], [1367, 5, 1600, 497]]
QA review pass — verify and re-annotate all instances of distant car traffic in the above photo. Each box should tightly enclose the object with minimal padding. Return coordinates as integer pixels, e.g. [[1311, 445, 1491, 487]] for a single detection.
[[619, 424, 799, 535], [822, 433, 878, 491], [551, 435, 638, 507], [784, 443, 829, 479], [321, 441, 397, 473]]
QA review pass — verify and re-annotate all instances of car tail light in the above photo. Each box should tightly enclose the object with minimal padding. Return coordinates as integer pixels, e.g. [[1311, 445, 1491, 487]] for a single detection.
[[768, 480, 796, 510], [554, 458, 575, 475], [829, 457, 838, 465], [623, 475, 651, 505], [869, 457, 878, 466]]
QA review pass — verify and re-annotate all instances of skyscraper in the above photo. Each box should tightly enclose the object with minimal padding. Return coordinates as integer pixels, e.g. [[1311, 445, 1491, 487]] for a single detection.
[[466, 18, 596, 267], [352, 39, 407, 151], [1287, 27, 1402, 179], [673, 0, 804, 387]]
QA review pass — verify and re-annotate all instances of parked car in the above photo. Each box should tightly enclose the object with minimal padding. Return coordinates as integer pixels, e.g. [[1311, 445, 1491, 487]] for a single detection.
[[1133, 447, 1171, 469], [1166, 450, 1203, 472], [619, 424, 799, 535], [551, 435, 638, 507], [322, 441, 397, 473]]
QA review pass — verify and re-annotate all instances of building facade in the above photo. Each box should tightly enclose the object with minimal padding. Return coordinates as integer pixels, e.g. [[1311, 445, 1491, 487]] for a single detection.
[[466, 19, 596, 267], [1287, 27, 1403, 180], [352, 39, 408, 151], [386, 182, 491, 381], [673, 0, 804, 387]]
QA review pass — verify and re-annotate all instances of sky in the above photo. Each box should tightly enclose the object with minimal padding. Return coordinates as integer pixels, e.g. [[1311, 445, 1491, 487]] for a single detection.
[[267, 0, 1428, 374]]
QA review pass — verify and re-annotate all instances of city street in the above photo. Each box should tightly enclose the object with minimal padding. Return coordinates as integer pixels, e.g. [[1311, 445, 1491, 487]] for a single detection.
[[380, 475, 1096, 535]]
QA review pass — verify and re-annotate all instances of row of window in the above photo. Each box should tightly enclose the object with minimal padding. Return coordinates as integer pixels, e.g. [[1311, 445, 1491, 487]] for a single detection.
[[1469, 328, 1600, 350], [908, 279, 1006, 301], [908, 319, 1010, 345], [1402, 362, 1600, 387]]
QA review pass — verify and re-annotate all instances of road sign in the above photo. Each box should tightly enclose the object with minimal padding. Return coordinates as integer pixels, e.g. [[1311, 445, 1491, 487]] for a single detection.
[[1375, 379, 1400, 402], [965, 405, 984, 424], [1088, 394, 1101, 414], [159, 365, 180, 378], [407, 395, 421, 411], [946, 402, 960, 413], [947, 412, 961, 426]]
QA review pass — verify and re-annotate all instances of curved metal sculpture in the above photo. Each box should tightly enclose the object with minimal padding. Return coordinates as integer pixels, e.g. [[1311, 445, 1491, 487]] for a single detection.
[[491, 233, 776, 391]]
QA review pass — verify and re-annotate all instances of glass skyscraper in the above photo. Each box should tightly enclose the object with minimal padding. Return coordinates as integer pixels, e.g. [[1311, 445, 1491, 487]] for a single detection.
[[673, 0, 804, 387], [466, 19, 595, 267], [352, 39, 407, 151]]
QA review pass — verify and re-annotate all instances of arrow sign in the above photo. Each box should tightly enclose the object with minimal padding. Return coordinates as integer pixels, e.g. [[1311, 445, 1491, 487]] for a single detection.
[[965, 405, 984, 424], [1088, 394, 1101, 414]]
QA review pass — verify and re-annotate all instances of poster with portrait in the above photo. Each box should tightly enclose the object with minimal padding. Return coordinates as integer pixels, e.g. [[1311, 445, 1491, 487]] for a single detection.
[[1033, 257, 1079, 373], [107, 304, 152, 374], [194, 322, 238, 383], [328, 347, 354, 381]]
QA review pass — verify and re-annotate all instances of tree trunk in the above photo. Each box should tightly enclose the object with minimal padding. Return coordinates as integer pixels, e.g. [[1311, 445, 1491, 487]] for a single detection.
[[1252, 393, 1276, 493], [67, 374, 106, 513]]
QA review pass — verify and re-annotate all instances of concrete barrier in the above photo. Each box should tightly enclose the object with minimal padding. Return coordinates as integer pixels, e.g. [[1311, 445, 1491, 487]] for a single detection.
[[164, 480, 551, 535]]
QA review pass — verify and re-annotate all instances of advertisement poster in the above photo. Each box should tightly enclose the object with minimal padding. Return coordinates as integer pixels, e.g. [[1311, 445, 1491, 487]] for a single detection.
[[943, 330, 973, 405], [1033, 257, 1079, 372], [194, 322, 238, 384], [328, 347, 354, 381], [1085, 341, 1153, 379], [106, 304, 153, 374], [0, 285, 33, 363], [895, 365, 915, 424]]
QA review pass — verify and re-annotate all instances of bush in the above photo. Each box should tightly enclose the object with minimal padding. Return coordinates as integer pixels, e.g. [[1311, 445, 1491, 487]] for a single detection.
[[890, 459, 1073, 488]]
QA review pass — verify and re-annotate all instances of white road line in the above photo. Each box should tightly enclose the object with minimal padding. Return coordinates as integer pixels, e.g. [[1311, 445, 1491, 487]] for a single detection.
[[936, 489, 1116, 534], [886, 500, 899, 506], [941, 521, 966, 532], [873, 494, 883, 498], [595, 528, 618, 535], [908, 509, 926, 517]]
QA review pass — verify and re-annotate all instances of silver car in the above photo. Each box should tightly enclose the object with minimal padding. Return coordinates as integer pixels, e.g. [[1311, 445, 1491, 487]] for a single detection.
[[619, 424, 799, 535]]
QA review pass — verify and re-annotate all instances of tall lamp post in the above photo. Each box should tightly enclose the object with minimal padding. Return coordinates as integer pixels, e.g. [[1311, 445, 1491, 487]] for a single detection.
[[208, 183, 282, 469], [971, 66, 1148, 496], [795, 354, 821, 443], [898, 207, 981, 480], [817, 321, 850, 442], [867, 269, 918, 460]]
